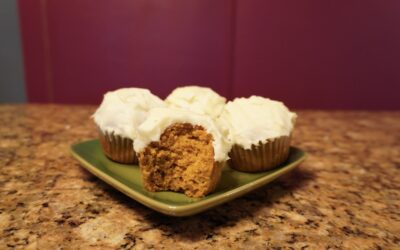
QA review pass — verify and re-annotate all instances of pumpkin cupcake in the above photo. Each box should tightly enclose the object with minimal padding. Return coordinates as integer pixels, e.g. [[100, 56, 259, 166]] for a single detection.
[[218, 96, 296, 172], [134, 107, 231, 197], [92, 88, 164, 164], [165, 85, 226, 118]]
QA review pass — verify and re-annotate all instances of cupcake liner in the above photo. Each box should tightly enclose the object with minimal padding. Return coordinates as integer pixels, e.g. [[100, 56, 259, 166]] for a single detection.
[[229, 135, 291, 172], [205, 161, 225, 194], [98, 128, 138, 164]]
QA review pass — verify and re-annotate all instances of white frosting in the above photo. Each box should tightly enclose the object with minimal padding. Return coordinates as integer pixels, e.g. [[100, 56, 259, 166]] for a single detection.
[[165, 86, 226, 118], [133, 107, 231, 162], [93, 88, 165, 140], [218, 96, 296, 149]]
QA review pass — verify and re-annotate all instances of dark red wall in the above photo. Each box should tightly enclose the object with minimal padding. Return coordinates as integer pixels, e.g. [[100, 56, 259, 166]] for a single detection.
[[18, 1, 400, 109], [233, 1, 400, 109]]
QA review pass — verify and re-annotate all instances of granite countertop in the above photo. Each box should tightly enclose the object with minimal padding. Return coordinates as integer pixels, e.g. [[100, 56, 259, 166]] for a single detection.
[[0, 105, 399, 249]]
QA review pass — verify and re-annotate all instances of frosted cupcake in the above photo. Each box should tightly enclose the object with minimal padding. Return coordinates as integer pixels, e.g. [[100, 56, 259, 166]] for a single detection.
[[134, 107, 231, 198], [165, 86, 226, 118], [218, 96, 296, 172], [93, 88, 165, 164]]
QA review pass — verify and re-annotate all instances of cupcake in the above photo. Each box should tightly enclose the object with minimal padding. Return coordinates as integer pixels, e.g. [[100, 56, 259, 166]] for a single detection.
[[218, 96, 296, 172], [134, 107, 231, 198], [165, 86, 226, 118], [92, 88, 165, 164]]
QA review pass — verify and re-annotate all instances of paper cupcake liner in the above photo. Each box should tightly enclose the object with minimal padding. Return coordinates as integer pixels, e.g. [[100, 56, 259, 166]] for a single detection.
[[98, 129, 138, 164], [205, 161, 225, 194], [229, 135, 291, 172]]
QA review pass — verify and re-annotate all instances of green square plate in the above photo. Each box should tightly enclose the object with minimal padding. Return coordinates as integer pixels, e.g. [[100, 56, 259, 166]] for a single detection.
[[70, 139, 306, 217]]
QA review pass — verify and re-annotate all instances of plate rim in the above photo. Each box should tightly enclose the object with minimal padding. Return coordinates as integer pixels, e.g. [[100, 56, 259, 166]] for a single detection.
[[70, 140, 307, 216]]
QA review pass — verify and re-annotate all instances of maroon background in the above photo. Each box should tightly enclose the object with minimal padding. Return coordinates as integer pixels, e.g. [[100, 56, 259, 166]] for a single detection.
[[18, 0, 400, 109]]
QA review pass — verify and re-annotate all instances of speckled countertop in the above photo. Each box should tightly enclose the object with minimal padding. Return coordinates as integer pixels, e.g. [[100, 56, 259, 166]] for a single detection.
[[0, 105, 399, 249]]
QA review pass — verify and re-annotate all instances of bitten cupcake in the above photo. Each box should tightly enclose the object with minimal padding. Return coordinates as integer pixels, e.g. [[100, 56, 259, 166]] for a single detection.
[[165, 86, 226, 118], [92, 88, 165, 164], [218, 96, 297, 172], [134, 107, 231, 198]]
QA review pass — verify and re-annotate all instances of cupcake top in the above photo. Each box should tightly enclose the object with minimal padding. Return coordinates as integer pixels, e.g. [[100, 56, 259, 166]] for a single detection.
[[165, 86, 226, 118], [133, 107, 231, 162], [218, 96, 296, 149], [93, 88, 165, 140]]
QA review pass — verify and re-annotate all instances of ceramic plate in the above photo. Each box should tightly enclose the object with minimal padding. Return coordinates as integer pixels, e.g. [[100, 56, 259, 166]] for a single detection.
[[70, 139, 306, 216]]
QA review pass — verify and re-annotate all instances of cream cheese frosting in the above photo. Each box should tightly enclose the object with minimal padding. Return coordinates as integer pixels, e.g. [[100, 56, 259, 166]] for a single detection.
[[218, 96, 297, 149], [93, 88, 165, 140], [133, 107, 231, 162], [165, 86, 226, 118]]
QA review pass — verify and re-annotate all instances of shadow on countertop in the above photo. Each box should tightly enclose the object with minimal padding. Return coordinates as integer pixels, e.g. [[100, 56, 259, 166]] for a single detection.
[[93, 165, 315, 242]]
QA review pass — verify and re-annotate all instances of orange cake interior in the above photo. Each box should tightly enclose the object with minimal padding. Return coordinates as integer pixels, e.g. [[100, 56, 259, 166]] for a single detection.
[[138, 123, 222, 198]]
